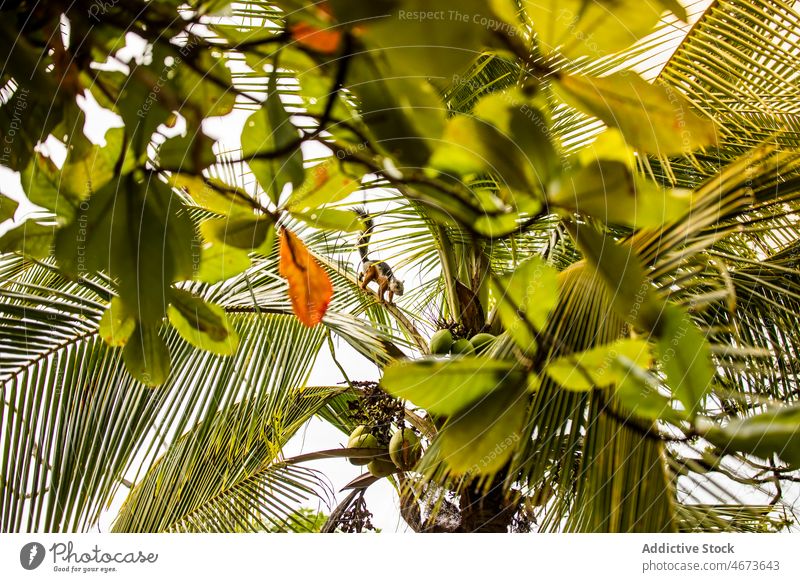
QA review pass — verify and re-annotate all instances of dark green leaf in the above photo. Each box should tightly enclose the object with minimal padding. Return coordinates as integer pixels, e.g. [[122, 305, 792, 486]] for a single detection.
[[55, 177, 195, 324], [0, 196, 17, 223], [168, 289, 239, 356], [123, 324, 171, 386], [157, 131, 216, 173], [702, 405, 800, 468]]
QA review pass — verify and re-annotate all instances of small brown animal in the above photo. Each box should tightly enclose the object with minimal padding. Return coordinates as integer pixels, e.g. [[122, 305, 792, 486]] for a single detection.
[[355, 209, 404, 305]]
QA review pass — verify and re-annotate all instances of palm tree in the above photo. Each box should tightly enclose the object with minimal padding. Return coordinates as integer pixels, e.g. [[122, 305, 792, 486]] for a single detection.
[[1, 0, 799, 533]]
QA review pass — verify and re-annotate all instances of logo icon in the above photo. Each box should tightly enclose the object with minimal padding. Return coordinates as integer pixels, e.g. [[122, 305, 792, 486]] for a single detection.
[[20, 542, 46, 570]]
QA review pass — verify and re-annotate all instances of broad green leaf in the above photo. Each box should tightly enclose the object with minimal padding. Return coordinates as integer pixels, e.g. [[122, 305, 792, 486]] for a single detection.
[[654, 0, 688, 21], [168, 289, 239, 356], [439, 385, 526, 475], [578, 129, 636, 169], [285, 161, 360, 211], [99, 297, 136, 347], [654, 304, 713, 418], [290, 208, 364, 232], [545, 338, 652, 391], [0, 220, 53, 258], [473, 91, 560, 189], [473, 212, 523, 238], [701, 405, 800, 468], [431, 91, 558, 194], [381, 358, 525, 416], [241, 71, 304, 205], [523, 0, 662, 58], [19, 128, 134, 222], [169, 175, 255, 216], [123, 324, 171, 386], [0, 196, 17, 223], [157, 131, 216, 173], [492, 257, 559, 353], [102, 62, 174, 155], [553, 159, 692, 228], [615, 356, 689, 425], [195, 241, 253, 284], [55, 177, 195, 324], [201, 215, 274, 250], [59, 127, 136, 199], [569, 224, 662, 331], [555, 73, 718, 155], [172, 42, 236, 119], [362, 0, 495, 77], [348, 63, 446, 166]]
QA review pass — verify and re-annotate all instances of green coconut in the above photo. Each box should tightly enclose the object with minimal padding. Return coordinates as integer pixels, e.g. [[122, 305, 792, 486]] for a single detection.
[[389, 428, 422, 470], [348, 433, 378, 466], [368, 458, 397, 478], [469, 333, 496, 354], [347, 425, 368, 443], [450, 338, 475, 355], [429, 329, 454, 354]]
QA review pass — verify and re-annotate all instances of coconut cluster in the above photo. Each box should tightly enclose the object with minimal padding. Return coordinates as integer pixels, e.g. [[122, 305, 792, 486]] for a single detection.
[[346, 425, 422, 477], [429, 329, 496, 356]]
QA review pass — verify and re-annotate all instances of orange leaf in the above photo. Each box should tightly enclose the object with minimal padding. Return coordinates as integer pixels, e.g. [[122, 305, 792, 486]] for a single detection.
[[290, 22, 341, 54], [279, 228, 333, 327]]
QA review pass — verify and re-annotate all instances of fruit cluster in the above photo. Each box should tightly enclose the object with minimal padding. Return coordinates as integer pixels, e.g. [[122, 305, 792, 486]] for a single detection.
[[429, 328, 496, 356], [346, 425, 422, 477]]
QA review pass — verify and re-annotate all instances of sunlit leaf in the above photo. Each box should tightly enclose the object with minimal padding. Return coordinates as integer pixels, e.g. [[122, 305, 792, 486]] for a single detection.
[[555, 73, 718, 155], [381, 358, 525, 416], [0, 220, 54, 258], [545, 338, 652, 391], [99, 297, 136, 347], [195, 241, 253, 284], [523, 0, 662, 58], [290, 208, 364, 232], [201, 215, 274, 249], [285, 161, 360, 211], [553, 159, 692, 228], [439, 385, 526, 475], [492, 257, 559, 353]]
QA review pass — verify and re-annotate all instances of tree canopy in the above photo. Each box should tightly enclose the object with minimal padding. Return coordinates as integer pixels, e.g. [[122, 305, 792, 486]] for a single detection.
[[1, 0, 800, 533]]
